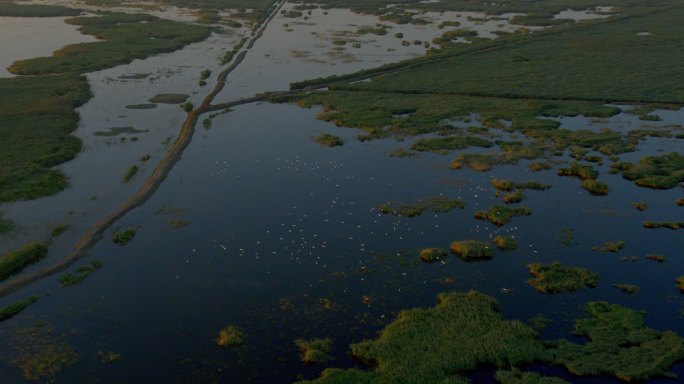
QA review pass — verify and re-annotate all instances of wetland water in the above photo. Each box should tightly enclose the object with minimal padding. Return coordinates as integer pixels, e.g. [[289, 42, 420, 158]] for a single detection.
[[0, 16, 98, 77], [0, 3, 683, 383]]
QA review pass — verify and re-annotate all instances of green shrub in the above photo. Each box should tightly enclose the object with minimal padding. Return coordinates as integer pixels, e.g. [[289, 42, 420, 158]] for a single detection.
[[112, 228, 136, 245], [592, 240, 624, 253], [419, 248, 448, 262], [527, 262, 598, 293], [493, 236, 517, 250], [554, 301, 684, 381], [0, 296, 38, 322], [379, 196, 464, 217], [0, 243, 48, 281], [581, 179, 609, 195], [295, 338, 333, 364], [474, 205, 531, 226], [123, 166, 138, 183], [450, 240, 494, 260], [216, 325, 245, 347], [313, 133, 343, 147]]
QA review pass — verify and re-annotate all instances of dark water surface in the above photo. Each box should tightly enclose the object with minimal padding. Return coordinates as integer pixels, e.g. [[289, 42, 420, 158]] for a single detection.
[[0, 102, 682, 382]]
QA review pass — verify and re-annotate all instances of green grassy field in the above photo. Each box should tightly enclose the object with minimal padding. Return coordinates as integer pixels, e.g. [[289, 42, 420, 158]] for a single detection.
[[350, 6, 684, 103], [0, 0, 81, 17]]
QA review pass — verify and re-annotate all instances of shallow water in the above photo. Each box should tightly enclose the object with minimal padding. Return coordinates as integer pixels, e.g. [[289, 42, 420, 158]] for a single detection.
[[214, 5, 537, 102], [22, 0, 203, 23], [0, 16, 98, 77], [554, 6, 615, 21], [0, 29, 244, 254]]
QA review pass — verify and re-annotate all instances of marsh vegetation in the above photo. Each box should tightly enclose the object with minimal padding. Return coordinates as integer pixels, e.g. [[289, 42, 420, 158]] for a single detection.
[[112, 228, 137, 245], [3, 0, 684, 382], [418, 248, 448, 263], [313, 133, 343, 147], [474, 205, 531, 226], [216, 325, 245, 347], [294, 338, 333, 364], [378, 196, 464, 217], [527, 263, 599, 293], [0, 243, 48, 281], [0, 296, 38, 322], [0, 12, 210, 202], [59, 261, 102, 287], [450, 240, 494, 261]]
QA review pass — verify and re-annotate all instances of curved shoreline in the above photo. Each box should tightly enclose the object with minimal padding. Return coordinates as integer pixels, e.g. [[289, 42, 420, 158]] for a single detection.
[[0, 0, 287, 298]]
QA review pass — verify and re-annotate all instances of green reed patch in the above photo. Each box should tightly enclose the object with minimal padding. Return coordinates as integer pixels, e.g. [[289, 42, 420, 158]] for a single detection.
[[378, 196, 464, 217], [0, 242, 48, 281], [450, 240, 495, 261], [216, 325, 245, 347], [553, 301, 684, 381], [527, 262, 599, 293], [475, 205, 531, 226], [313, 133, 344, 147], [59, 260, 102, 287], [295, 291, 546, 384], [295, 338, 333, 364], [0, 296, 38, 322]]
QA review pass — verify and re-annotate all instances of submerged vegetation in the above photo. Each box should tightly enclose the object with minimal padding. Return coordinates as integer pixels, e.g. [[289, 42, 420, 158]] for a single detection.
[[313, 133, 344, 147], [0, 214, 14, 235], [0, 243, 48, 281], [613, 284, 639, 294], [216, 325, 245, 347], [10, 322, 79, 381], [645, 254, 665, 263], [632, 202, 648, 211], [527, 263, 599, 293], [378, 196, 464, 217], [643, 221, 683, 230], [59, 261, 102, 287], [592, 240, 625, 253]]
